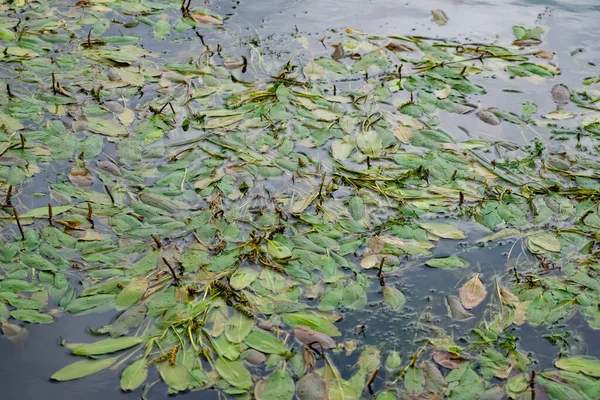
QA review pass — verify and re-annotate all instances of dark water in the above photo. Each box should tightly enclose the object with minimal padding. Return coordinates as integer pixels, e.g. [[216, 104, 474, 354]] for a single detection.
[[3, 0, 600, 398]]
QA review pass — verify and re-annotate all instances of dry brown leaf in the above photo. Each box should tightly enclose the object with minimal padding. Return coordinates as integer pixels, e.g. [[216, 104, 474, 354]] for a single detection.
[[459, 274, 487, 309], [433, 350, 467, 369], [191, 13, 223, 25], [394, 126, 413, 143], [294, 326, 336, 349], [331, 43, 344, 61], [499, 287, 519, 306]]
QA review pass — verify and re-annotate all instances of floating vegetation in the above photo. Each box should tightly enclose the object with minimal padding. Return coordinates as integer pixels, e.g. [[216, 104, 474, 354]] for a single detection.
[[2, 0, 600, 399]]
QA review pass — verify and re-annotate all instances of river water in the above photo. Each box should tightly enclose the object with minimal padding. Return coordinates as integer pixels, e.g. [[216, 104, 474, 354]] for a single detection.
[[2, 0, 600, 399]]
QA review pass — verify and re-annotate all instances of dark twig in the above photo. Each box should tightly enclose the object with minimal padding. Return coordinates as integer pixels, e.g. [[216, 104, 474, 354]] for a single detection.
[[12, 206, 25, 241], [162, 257, 180, 285]]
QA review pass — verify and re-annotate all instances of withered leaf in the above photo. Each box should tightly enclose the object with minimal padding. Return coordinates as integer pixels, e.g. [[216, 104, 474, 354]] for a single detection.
[[459, 274, 487, 310]]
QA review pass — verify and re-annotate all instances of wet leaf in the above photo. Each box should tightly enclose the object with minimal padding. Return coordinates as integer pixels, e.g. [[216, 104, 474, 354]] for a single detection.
[[262, 369, 295, 400], [477, 109, 501, 126], [294, 325, 336, 348], [52, 356, 119, 381], [158, 362, 191, 392], [282, 312, 341, 337], [87, 117, 128, 137], [383, 286, 406, 311], [527, 232, 561, 253], [433, 350, 467, 369], [446, 296, 473, 320], [115, 277, 148, 310], [191, 13, 223, 25], [297, 372, 327, 400], [225, 312, 254, 343], [72, 336, 144, 355], [214, 358, 252, 390], [425, 256, 469, 269], [304, 60, 325, 80], [10, 309, 54, 324], [432, 10, 448, 26], [420, 223, 465, 239], [459, 275, 487, 310], [405, 367, 425, 395], [245, 328, 287, 354], [555, 357, 600, 377], [230, 268, 259, 290], [120, 359, 148, 391]]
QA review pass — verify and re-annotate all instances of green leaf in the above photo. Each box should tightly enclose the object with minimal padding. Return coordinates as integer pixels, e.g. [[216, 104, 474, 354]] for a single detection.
[[342, 282, 367, 311], [420, 223, 465, 239], [115, 277, 148, 311], [262, 369, 295, 400], [244, 328, 287, 354], [405, 367, 425, 395], [527, 232, 561, 253], [87, 117, 128, 137], [65, 294, 116, 314], [72, 336, 144, 356], [267, 240, 293, 259], [10, 309, 53, 324], [555, 357, 600, 377], [282, 311, 341, 337], [0, 114, 24, 132], [224, 312, 254, 343], [383, 286, 406, 311], [51, 356, 119, 381], [158, 363, 191, 392], [153, 20, 170, 41], [356, 130, 382, 157], [214, 358, 253, 390], [425, 256, 469, 269], [21, 253, 57, 271], [230, 267, 259, 290], [120, 359, 148, 391], [21, 205, 72, 218]]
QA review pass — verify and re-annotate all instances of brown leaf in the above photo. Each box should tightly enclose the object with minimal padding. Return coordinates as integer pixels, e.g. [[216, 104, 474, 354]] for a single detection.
[[331, 43, 344, 61], [394, 126, 413, 143], [459, 274, 487, 309], [68, 166, 93, 187], [191, 13, 223, 25], [294, 326, 336, 349], [385, 42, 414, 52], [433, 350, 467, 369]]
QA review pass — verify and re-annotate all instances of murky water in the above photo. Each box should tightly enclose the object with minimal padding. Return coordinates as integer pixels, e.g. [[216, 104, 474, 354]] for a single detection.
[[2, 0, 600, 398]]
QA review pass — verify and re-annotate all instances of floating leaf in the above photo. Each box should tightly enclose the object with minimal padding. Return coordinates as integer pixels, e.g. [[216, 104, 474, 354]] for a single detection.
[[115, 277, 147, 311], [120, 359, 148, 391], [158, 363, 191, 392], [52, 356, 119, 381], [446, 296, 473, 320], [432, 10, 448, 26], [72, 336, 144, 356], [282, 312, 341, 337], [245, 328, 287, 354], [297, 372, 327, 400], [425, 256, 469, 269], [294, 325, 336, 348], [214, 358, 253, 390], [555, 357, 600, 377], [420, 223, 465, 239], [225, 312, 254, 343], [459, 275, 487, 310], [383, 286, 406, 311], [262, 369, 295, 400], [87, 117, 128, 137]]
